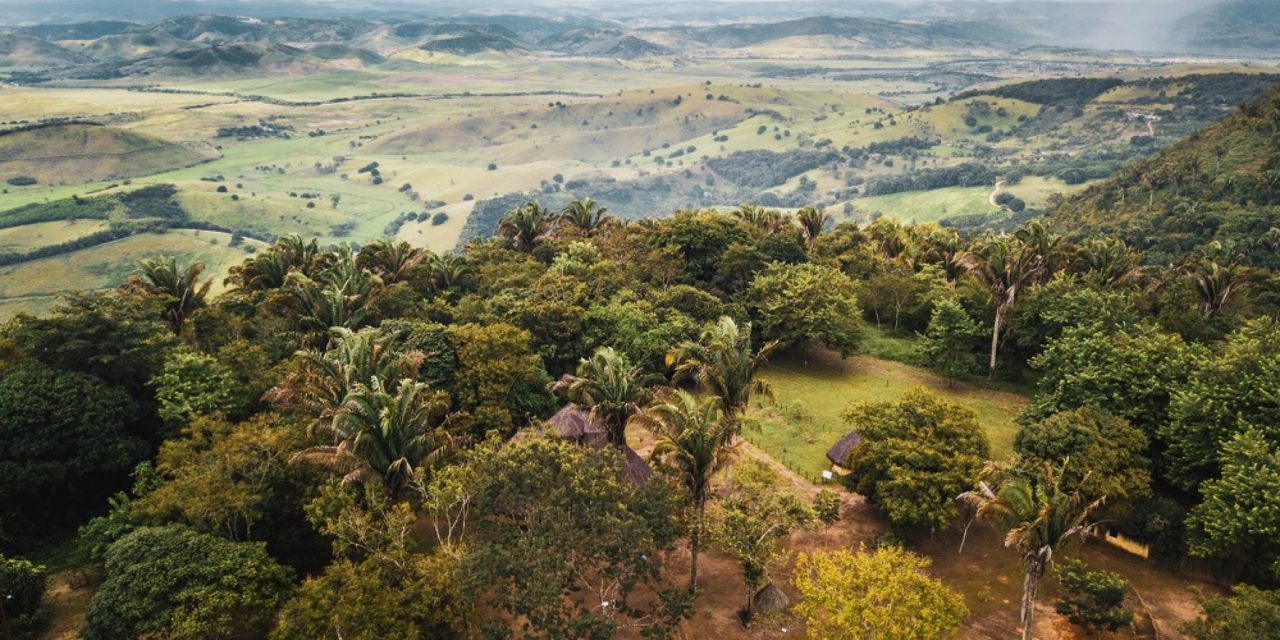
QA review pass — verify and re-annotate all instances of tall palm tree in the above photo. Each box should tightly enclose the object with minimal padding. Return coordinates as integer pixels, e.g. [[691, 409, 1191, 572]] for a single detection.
[[633, 390, 735, 592], [795, 206, 830, 251], [136, 257, 212, 335], [266, 326, 422, 430], [956, 235, 1044, 376], [284, 247, 385, 338], [867, 217, 911, 260], [733, 204, 784, 236], [667, 316, 778, 430], [959, 462, 1106, 640], [295, 378, 455, 496], [558, 198, 614, 234], [423, 252, 472, 293], [1076, 237, 1145, 288], [1182, 257, 1244, 319], [496, 201, 553, 253], [1014, 221, 1071, 283], [552, 347, 659, 448], [357, 239, 425, 284], [274, 234, 325, 276], [226, 250, 291, 292]]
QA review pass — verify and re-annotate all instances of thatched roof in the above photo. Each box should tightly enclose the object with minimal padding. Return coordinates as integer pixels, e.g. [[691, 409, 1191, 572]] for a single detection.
[[548, 403, 609, 449], [752, 583, 790, 614], [549, 404, 649, 485], [622, 446, 652, 486], [825, 430, 862, 467]]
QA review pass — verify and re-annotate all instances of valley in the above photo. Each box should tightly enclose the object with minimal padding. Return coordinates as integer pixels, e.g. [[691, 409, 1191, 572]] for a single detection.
[[0, 11, 1277, 315]]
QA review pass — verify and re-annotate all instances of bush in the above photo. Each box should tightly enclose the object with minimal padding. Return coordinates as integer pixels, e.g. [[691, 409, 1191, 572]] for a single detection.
[[1055, 558, 1133, 633], [431, 211, 449, 226], [813, 490, 842, 524], [6, 175, 37, 186], [0, 554, 47, 634], [82, 526, 293, 640]]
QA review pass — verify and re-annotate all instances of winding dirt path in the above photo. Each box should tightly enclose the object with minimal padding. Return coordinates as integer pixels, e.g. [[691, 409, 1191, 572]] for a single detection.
[[988, 179, 1007, 207]]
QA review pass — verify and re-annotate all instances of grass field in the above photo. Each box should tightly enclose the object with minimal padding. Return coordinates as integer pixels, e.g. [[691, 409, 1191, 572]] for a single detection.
[[746, 353, 1029, 478], [0, 229, 261, 318], [0, 219, 110, 251]]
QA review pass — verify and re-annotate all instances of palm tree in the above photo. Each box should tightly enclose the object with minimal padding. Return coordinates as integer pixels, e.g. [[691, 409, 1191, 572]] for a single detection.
[[274, 234, 325, 276], [558, 198, 614, 234], [667, 316, 778, 431], [1076, 237, 1145, 288], [136, 257, 212, 335], [496, 201, 553, 253], [295, 378, 456, 496], [266, 326, 422, 430], [284, 248, 385, 338], [795, 207, 830, 251], [226, 250, 291, 292], [956, 235, 1044, 376], [633, 390, 735, 592], [867, 217, 911, 260], [357, 239, 425, 284], [1182, 257, 1244, 319], [733, 204, 784, 235], [423, 252, 472, 293], [552, 347, 659, 448], [959, 462, 1106, 640], [1014, 221, 1071, 283]]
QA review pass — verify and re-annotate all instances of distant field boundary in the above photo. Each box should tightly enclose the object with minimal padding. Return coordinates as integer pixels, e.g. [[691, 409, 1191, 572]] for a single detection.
[[46, 85, 609, 107]]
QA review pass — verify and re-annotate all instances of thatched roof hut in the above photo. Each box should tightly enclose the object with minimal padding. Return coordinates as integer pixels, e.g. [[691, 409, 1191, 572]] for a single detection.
[[623, 447, 653, 486], [548, 403, 651, 485], [825, 430, 862, 468], [752, 583, 790, 614], [547, 403, 609, 450]]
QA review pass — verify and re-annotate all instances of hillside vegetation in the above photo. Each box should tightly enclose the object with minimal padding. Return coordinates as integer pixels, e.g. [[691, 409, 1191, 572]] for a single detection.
[[1051, 83, 1280, 266]]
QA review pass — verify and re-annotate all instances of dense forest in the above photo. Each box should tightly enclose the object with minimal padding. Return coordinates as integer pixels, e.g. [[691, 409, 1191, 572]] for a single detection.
[[1, 88, 1280, 640]]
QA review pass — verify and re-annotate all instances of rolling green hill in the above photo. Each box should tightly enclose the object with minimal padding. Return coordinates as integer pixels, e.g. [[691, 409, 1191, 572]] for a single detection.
[[1050, 83, 1280, 266], [0, 33, 89, 68], [0, 123, 215, 184]]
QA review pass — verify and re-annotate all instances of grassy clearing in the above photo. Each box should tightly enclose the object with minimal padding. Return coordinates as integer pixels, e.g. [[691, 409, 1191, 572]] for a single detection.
[[853, 185, 996, 224], [0, 219, 111, 251], [0, 229, 262, 319], [746, 353, 1028, 478]]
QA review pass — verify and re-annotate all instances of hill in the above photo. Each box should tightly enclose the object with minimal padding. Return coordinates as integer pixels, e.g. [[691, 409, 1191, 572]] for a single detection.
[[0, 34, 89, 68], [116, 42, 320, 76], [1049, 83, 1280, 266], [74, 33, 193, 63], [417, 25, 526, 55], [1176, 0, 1280, 52], [540, 28, 668, 58], [0, 123, 214, 184], [691, 16, 1015, 49]]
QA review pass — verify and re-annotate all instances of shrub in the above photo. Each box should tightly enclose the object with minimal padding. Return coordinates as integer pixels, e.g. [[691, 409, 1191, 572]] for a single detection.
[[432, 212, 449, 226], [0, 554, 47, 634], [1055, 558, 1133, 633], [6, 175, 37, 186], [813, 490, 842, 524], [82, 526, 293, 640]]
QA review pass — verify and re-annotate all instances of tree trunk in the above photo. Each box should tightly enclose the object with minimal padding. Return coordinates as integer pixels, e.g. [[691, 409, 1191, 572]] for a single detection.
[[689, 502, 703, 593], [1020, 556, 1044, 640], [988, 309, 1003, 378]]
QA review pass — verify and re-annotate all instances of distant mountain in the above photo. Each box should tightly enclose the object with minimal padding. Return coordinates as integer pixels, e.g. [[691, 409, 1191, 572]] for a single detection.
[[306, 43, 385, 66], [16, 20, 134, 40], [1050, 83, 1280, 266], [116, 42, 314, 76], [0, 33, 89, 68], [690, 16, 1017, 49], [417, 25, 525, 55], [540, 28, 668, 58], [136, 15, 266, 44], [74, 33, 193, 63], [1175, 0, 1280, 52]]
